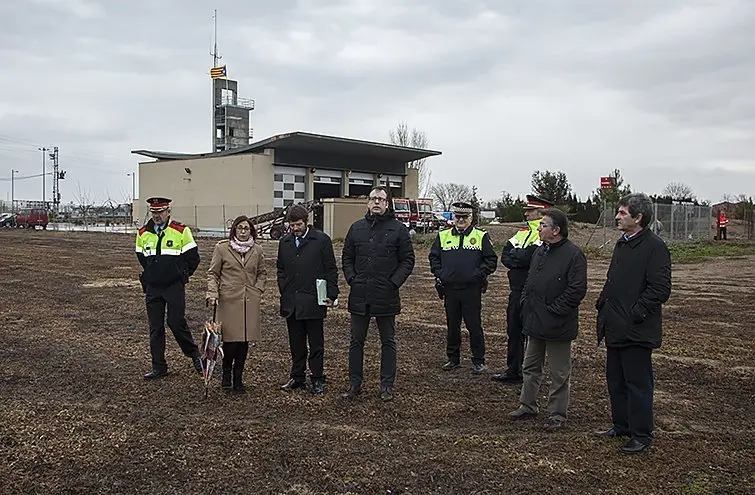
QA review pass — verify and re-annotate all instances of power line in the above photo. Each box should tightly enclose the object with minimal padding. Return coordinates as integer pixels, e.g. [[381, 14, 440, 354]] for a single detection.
[[0, 172, 54, 181]]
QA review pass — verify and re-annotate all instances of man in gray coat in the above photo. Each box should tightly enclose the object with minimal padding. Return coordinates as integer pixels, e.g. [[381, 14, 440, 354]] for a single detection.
[[508, 208, 587, 432]]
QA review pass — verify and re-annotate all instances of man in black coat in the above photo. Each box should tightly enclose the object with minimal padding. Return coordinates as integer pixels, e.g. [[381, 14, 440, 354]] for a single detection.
[[277, 205, 339, 395], [507, 208, 587, 432], [341, 186, 415, 401], [595, 193, 671, 454]]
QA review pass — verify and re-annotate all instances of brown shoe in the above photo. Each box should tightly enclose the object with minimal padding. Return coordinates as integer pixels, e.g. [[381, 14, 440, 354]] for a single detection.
[[543, 416, 566, 432]]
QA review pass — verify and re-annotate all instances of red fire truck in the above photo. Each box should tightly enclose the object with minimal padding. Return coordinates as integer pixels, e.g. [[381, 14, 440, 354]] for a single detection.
[[392, 197, 441, 231]]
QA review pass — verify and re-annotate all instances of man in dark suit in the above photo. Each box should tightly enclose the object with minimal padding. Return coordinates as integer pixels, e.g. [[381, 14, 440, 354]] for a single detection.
[[341, 186, 415, 402], [595, 193, 672, 454], [276, 205, 339, 395]]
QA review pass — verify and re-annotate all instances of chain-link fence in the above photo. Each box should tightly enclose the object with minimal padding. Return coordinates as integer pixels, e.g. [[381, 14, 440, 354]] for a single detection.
[[593, 202, 713, 245]]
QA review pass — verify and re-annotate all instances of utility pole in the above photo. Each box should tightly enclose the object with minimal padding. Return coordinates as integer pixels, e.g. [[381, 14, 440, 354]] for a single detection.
[[127, 172, 136, 222], [39, 147, 48, 207], [50, 147, 61, 213], [11, 169, 18, 212]]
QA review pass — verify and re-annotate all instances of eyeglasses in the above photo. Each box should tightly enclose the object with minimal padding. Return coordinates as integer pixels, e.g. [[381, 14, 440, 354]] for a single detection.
[[368, 196, 388, 203], [455, 215, 470, 220]]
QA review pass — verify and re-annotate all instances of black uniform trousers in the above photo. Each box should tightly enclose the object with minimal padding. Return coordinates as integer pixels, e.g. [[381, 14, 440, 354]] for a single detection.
[[444, 285, 485, 366], [505, 289, 525, 377], [286, 316, 325, 382], [348, 308, 396, 390], [145, 282, 199, 371], [606, 345, 655, 445]]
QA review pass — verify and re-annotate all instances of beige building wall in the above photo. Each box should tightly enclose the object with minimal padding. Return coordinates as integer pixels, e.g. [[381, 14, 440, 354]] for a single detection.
[[322, 197, 368, 240], [404, 167, 419, 198], [135, 151, 274, 231]]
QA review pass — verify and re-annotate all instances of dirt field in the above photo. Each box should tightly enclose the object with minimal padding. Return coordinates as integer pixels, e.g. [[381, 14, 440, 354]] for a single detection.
[[1, 229, 753, 494]]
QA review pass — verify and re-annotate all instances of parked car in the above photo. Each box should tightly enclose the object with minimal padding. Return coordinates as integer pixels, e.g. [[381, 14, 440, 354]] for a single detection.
[[15, 208, 49, 229], [0, 212, 15, 227]]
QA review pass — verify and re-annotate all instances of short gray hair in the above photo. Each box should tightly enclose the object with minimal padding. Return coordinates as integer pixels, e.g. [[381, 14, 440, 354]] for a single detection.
[[618, 193, 653, 228], [542, 208, 569, 238]]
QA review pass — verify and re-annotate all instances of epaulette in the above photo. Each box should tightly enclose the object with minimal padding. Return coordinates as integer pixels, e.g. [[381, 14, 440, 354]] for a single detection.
[[138, 226, 147, 235], [519, 227, 529, 231], [169, 220, 186, 233]]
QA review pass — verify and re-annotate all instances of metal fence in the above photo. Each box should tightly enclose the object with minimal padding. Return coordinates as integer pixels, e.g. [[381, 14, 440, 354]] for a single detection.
[[594, 202, 713, 246]]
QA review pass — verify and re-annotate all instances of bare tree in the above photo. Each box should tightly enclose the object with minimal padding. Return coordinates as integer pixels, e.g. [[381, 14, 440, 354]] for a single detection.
[[389, 121, 432, 197], [73, 182, 95, 230], [430, 182, 473, 211], [662, 181, 695, 201]]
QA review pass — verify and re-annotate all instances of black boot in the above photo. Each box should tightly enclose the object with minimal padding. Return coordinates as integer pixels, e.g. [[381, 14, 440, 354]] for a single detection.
[[221, 343, 234, 390], [233, 342, 249, 393]]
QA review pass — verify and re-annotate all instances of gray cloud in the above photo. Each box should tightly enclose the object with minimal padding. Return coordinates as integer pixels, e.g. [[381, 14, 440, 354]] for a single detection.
[[0, 0, 752, 206]]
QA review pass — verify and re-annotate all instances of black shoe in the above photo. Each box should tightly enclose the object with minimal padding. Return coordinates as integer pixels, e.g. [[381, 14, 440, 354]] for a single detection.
[[143, 369, 168, 380], [341, 386, 361, 399], [471, 363, 485, 374], [280, 378, 306, 391], [380, 387, 394, 402], [621, 438, 651, 454], [594, 427, 630, 438], [312, 380, 325, 395], [221, 370, 232, 389], [191, 356, 203, 373], [507, 406, 537, 420], [232, 364, 246, 393], [491, 371, 523, 384], [441, 360, 459, 371]]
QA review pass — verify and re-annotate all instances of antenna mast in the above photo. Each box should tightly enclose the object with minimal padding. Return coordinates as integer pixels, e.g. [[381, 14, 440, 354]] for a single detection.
[[210, 9, 222, 66]]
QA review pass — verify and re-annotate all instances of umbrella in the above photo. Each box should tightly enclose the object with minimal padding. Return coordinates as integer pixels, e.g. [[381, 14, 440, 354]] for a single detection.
[[199, 302, 224, 398]]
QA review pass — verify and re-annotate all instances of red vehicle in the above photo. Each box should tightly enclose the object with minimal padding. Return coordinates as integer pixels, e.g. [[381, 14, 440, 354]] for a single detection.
[[15, 208, 49, 229], [415, 198, 436, 231], [392, 198, 440, 231], [392, 198, 413, 228]]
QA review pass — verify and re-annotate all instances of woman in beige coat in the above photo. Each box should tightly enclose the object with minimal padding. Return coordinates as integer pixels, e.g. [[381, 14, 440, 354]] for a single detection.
[[206, 215, 266, 392]]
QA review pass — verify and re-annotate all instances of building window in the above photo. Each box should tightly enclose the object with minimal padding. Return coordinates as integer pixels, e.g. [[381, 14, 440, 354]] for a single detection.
[[274, 174, 283, 181], [274, 191, 283, 198], [295, 191, 305, 199], [295, 175, 305, 183], [284, 199, 294, 206], [284, 183, 294, 191]]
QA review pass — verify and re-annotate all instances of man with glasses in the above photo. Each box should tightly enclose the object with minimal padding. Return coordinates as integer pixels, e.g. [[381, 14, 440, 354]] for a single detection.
[[135, 196, 203, 380], [508, 208, 587, 432], [429, 201, 497, 373], [341, 186, 415, 401], [492, 194, 554, 385]]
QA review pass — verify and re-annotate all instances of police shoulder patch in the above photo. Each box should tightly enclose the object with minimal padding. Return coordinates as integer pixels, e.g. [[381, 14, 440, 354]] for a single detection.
[[170, 220, 186, 233]]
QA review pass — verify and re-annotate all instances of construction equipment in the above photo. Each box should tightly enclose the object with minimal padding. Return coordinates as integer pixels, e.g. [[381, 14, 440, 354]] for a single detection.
[[249, 200, 321, 240]]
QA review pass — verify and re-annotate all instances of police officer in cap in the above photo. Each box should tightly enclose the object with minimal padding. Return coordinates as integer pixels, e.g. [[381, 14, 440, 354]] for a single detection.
[[135, 197, 203, 379], [492, 194, 554, 384], [429, 201, 498, 373]]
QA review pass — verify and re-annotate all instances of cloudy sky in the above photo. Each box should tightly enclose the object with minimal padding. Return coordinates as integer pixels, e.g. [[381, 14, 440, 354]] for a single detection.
[[0, 0, 753, 206]]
